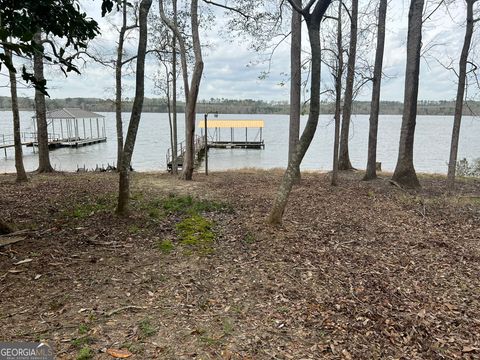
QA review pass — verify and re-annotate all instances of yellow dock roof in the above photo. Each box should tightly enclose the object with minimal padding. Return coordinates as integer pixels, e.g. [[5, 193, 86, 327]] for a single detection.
[[198, 120, 264, 129]]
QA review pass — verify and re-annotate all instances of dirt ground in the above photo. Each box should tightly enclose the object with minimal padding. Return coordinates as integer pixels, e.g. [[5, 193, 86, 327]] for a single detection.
[[0, 170, 479, 359]]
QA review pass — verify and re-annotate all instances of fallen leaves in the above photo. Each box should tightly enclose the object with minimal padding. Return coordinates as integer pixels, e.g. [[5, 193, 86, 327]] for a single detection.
[[462, 346, 479, 353], [0, 171, 479, 359], [106, 348, 132, 358]]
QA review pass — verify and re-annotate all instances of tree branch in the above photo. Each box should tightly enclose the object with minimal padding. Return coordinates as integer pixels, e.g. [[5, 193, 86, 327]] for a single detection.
[[202, 0, 251, 19]]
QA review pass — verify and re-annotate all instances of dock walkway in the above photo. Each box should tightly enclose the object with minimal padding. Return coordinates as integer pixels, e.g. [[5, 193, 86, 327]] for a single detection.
[[0, 132, 106, 158], [166, 119, 265, 171], [166, 136, 206, 171]]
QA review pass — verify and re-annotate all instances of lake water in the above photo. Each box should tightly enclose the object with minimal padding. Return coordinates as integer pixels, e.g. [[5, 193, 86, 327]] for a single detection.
[[0, 111, 479, 174]]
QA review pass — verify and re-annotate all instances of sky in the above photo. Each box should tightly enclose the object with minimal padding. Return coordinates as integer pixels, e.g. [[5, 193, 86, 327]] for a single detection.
[[0, 0, 477, 102]]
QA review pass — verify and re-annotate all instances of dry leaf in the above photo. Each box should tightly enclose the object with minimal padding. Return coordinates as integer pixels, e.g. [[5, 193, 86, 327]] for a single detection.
[[342, 349, 352, 360], [106, 348, 132, 358], [14, 259, 33, 265], [8, 269, 26, 274], [462, 346, 478, 353], [417, 309, 426, 318]]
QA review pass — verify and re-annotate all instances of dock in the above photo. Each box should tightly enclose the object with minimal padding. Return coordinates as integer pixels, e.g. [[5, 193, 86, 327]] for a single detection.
[[1, 108, 107, 158], [166, 119, 265, 171], [166, 136, 206, 171], [198, 119, 265, 149], [0, 132, 106, 158]]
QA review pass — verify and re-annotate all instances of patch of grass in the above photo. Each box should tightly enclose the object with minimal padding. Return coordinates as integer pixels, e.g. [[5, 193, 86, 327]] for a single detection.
[[139, 318, 156, 338], [222, 318, 234, 336], [147, 207, 161, 219], [70, 198, 112, 219], [243, 231, 256, 244], [200, 335, 222, 346], [161, 194, 194, 214], [71, 336, 92, 349], [151, 194, 233, 217], [130, 192, 144, 201], [176, 215, 215, 254], [461, 196, 480, 205], [121, 342, 144, 354], [78, 324, 90, 335], [76, 346, 93, 360], [156, 239, 174, 253], [191, 198, 234, 214], [128, 225, 141, 234]]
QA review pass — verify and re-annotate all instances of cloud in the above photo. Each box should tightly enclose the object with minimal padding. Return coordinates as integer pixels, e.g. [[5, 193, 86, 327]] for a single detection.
[[0, 1, 476, 103]]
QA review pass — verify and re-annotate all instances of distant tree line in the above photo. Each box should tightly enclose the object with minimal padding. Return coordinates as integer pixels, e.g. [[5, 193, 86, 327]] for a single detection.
[[2, 96, 480, 116]]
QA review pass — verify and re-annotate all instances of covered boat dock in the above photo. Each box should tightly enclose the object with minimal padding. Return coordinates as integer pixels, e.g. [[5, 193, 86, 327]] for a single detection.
[[198, 119, 265, 149], [31, 108, 106, 148]]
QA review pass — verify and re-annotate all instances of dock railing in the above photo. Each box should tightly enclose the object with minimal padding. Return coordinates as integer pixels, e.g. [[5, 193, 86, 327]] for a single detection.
[[166, 135, 205, 170], [1, 132, 62, 149]]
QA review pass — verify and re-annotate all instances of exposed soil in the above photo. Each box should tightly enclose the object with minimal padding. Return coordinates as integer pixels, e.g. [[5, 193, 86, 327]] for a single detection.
[[0, 170, 479, 359]]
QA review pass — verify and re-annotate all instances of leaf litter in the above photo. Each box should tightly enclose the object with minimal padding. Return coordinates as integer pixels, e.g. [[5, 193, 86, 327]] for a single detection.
[[0, 170, 479, 359]]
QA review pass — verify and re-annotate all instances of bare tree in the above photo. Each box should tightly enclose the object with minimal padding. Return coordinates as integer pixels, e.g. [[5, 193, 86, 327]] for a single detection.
[[392, 0, 424, 189], [159, 0, 204, 181], [447, 0, 478, 189], [5, 49, 28, 182], [364, 0, 387, 181], [338, 0, 358, 171], [268, 0, 333, 225], [289, 0, 302, 182], [115, 0, 138, 170], [33, 31, 54, 173], [171, 0, 179, 174], [117, 0, 153, 214], [331, 0, 344, 186]]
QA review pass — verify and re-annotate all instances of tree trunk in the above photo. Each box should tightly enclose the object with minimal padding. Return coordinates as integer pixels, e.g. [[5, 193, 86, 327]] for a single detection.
[[166, 63, 175, 166], [289, 0, 302, 182], [268, 0, 332, 225], [364, 0, 387, 181], [338, 0, 358, 171], [447, 0, 475, 190], [181, 0, 204, 181], [33, 31, 54, 173], [6, 49, 28, 182], [115, 0, 128, 170], [171, 0, 179, 174], [392, 0, 424, 189], [158, 0, 196, 180], [332, 0, 343, 186], [116, 0, 152, 215]]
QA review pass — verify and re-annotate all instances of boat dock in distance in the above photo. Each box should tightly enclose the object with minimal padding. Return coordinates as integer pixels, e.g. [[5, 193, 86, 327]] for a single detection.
[[1, 108, 107, 158], [198, 119, 265, 149], [31, 108, 107, 148], [166, 119, 265, 171]]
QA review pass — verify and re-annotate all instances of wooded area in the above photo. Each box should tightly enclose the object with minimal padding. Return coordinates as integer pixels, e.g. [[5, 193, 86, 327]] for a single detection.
[[3, 96, 480, 115], [1, 0, 479, 358]]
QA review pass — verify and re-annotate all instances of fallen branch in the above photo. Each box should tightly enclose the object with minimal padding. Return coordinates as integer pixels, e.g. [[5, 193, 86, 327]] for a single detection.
[[388, 179, 407, 192], [0, 236, 26, 247], [106, 305, 147, 317]]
